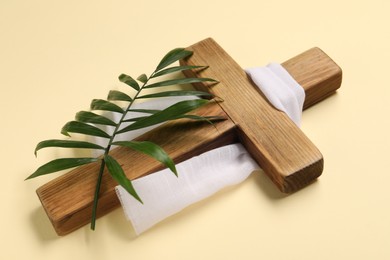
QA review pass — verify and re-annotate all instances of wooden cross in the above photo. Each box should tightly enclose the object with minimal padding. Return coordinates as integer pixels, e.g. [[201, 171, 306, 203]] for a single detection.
[[36, 38, 342, 235]]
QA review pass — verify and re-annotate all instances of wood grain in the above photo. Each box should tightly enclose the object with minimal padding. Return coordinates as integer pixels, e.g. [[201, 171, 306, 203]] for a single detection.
[[36, 38, 342, 235], [282, 47, 342, 109]]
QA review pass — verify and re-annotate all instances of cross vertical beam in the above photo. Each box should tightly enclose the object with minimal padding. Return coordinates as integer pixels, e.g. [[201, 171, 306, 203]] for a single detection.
[[181, 38, 341, 192]]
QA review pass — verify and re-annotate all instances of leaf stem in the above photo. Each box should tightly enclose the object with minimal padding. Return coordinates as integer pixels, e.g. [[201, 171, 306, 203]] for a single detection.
[[90, 71, 156, 230], [91, 158, 106, 230]]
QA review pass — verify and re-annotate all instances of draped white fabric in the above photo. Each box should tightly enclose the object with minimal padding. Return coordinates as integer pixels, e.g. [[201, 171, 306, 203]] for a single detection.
[[245, 63, 305, 126], [116, 143, 258, 234], [112, 63, 305, 234]]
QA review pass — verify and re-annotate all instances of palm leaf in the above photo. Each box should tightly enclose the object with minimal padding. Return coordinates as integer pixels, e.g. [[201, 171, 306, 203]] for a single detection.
[[35, 139, 105, 156], [117, 99, 209, 134], [75, 111, 117, 126], [137, 90, 212, 99], [112, 141, 177, 176], [155, 48, 193, 71], [26, 158, 99, 180], [28, 46, 220, 232], [152, 65, 206, 78], [119, 74, 140, 91], [90, 99, 124, 113], [104, 155, 142, 203], [137, 74, 148, 83], [127, 109, 161, 114], [122, 116, 148, 123], [61, 121, 111, 138], [107, 90, 133, 102], [176, 114, 226, 123], [144, 77, 217, 89]]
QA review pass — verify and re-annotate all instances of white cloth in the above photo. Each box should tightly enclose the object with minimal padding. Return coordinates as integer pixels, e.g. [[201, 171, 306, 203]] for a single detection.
[[245, 63, 305, 126], [114, 63, 305, 234], [116, 144, 258, 234]]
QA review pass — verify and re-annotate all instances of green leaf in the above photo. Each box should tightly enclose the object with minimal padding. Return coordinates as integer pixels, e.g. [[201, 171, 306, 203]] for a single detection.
[[156, 48, 193, 71], [122, 116, 148, 123], [104, 154, 142, 203], [144, 77, 217, 89], [152, 65, 206, 78], [119, 74, 140, 91], [26, 158, 99, 180], [107, 90, 133, 102], [112, 141, 177, 176], [76, 111, 117, 126], [35, 139, 105, 156], [61, 121, 111, 138], [137, 90, 213, 99], [176, 114, 226, 123], [137, 74, 148, 83], [117, 99, 209, 134], [90, 99, 124, 113], [127, 109, 161, 114]]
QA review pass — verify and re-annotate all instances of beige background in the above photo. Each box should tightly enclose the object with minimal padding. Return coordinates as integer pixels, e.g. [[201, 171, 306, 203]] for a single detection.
[[1, 0, 389, 259]]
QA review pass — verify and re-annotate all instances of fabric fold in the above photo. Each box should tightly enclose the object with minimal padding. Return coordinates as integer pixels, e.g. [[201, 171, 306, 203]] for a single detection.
[[245, 63, 305, 126], [116, 143, 258, 234]]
